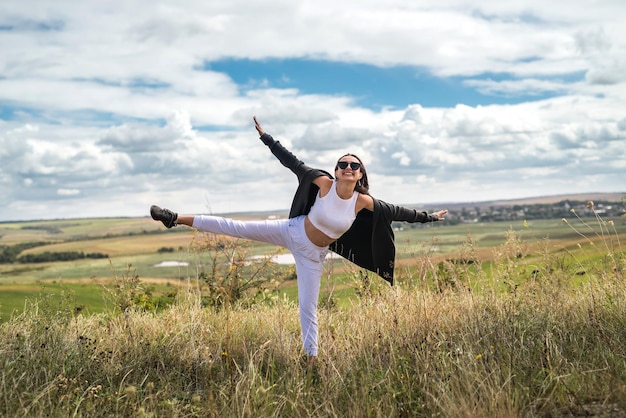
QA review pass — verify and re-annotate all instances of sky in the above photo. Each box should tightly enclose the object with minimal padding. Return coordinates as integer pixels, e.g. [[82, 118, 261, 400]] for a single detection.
[[0, 0, 625, 222]]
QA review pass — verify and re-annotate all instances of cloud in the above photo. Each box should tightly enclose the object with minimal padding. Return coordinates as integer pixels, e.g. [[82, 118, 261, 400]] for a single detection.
[[57, 188, 80, 196], [0, 0, 624, 221], [464, 78, 571, 97], [98, 110, 196, 153]]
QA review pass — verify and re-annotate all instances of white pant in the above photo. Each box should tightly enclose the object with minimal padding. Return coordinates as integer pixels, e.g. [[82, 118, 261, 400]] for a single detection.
[[192, 214, 328, 356]]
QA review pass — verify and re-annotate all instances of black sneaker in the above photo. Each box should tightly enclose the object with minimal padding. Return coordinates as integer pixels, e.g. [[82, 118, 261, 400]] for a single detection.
[[150, 205, 178, 228]]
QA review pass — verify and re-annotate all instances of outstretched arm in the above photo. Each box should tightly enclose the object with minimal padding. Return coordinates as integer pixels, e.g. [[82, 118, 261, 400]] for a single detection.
[[380, 199, 448, 223], [412, 208, 447, 222], [252, 116, 331, 182], [253, 115, 300, 167]]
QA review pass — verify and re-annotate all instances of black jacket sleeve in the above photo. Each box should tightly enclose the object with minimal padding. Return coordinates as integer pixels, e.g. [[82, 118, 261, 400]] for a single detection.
[[259, 133, 333, 218], [379, 200, 439, 223], [260, 133, 314, 182]]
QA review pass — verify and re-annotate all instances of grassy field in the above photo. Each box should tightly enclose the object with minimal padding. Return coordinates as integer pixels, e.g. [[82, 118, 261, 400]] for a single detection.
[[1, 209, 626, 416], [1, 214, 625, 320]]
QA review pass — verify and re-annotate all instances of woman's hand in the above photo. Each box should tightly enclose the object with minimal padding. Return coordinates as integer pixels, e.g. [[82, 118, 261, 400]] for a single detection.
[[253, 116, 265, 136], [433, 209, 448, 221]]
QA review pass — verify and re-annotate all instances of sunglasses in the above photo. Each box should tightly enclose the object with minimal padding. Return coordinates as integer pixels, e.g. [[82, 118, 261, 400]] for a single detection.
[[336, 161, 361, 170]]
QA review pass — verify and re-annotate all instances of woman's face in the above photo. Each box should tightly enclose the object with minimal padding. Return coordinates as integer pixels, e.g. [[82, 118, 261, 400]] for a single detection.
[[335, 156, 363, 182]]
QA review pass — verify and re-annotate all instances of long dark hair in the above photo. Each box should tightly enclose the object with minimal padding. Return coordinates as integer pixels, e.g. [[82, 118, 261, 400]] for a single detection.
[[335, 153, 370, 195]]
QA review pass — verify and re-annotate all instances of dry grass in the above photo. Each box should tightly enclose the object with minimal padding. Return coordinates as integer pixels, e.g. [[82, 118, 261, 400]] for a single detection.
[[2, 262, 626, 417], [2, 204, 625, 417]]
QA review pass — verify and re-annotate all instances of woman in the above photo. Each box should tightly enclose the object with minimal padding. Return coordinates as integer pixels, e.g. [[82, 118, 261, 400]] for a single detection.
[[150, 116, 448, 358]]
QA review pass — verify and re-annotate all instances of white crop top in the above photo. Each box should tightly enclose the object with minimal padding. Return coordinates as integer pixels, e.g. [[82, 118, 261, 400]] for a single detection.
[[308, 181, 359, 239]]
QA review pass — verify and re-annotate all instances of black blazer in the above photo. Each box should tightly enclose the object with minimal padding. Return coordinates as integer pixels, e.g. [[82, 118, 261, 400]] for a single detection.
[[260, 133, 438, 285]]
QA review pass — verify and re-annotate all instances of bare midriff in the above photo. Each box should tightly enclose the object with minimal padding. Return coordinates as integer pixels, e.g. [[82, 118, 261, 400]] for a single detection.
[[304, 215, 336, 247]]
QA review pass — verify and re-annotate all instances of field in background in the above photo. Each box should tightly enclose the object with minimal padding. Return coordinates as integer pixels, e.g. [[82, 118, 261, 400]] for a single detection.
[[2, 206, 626, 416], [1, 212, 625, 321]]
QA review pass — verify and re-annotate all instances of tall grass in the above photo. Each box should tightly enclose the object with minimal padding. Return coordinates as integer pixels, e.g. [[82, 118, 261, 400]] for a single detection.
[[1, 205, 625, 417]]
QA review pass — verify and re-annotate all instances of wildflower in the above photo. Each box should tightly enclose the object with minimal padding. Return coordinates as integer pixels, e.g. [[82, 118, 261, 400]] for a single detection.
[[124, 385, 137, 397], [88, 385, 102, 399], [475, 353, 483, 360], [523, 220, 528, 229], [55, 375, 69, 389]]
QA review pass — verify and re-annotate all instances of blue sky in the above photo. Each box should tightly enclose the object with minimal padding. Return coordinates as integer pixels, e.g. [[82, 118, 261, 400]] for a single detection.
[[0, 0, 625, 221], [207, 58, 560, 109]]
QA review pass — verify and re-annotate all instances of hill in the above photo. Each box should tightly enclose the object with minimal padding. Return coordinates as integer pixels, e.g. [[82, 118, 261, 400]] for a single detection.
[[421, 192, 624, 212]]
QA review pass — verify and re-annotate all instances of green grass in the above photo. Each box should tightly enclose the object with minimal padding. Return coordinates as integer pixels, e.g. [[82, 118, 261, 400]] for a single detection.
[[2, 216, 625, 320], [2, 269, 626, 417], [1, 211, 626, 416], [0, 281, 107, 317]]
